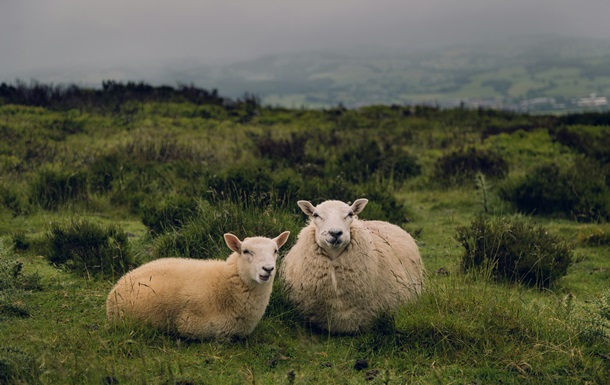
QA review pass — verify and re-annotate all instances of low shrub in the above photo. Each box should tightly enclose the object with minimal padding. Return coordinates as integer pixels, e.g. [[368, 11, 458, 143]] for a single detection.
[[298, 175, 358, 205], [88, 153, 122, 194], [11, 231, 31, 251], [29, 166, 89, 210], [356, 181, 414, 224], [0, 183, 27, 216], [552, 125, 610, 164], [45, 219, 135, 279], [141, 195, 199, 236], [455, 216, 573, 288], [434, 147, 508, 187], [206, 164, 302, 210], [251, 130, 308, 166], [152, 200, 301, 260], [298, 177, 412, 225], [334, 139, 421, 184], [499, 159, 610, 222]]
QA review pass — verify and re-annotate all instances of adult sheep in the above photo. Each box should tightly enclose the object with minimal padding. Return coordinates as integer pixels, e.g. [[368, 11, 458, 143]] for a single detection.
[[107, 231, 290, 340], [281, 198, 423, 333]]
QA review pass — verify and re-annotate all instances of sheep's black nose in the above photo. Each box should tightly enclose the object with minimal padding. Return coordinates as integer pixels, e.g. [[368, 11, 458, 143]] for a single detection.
[[262, 266, 274, 273], [329, 230, 343, 238]]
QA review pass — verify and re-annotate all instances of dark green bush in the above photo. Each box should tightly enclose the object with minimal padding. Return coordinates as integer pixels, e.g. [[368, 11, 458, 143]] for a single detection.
[[107, 163, 181, 213], [356, 182, 414, 224], [334, 139, 421, 184], [500, 160, 610, 222], [88, 154, 122, 194], [252, 129, 324, 177], [297, 176, 412, 225], [298, 175, 358, 205], [29, 167, 89, 210], [206, 164, 302, 210], [141, 195, 199, 236], [0, 184, 27, 216], [152, 200, 300, 260], [456, 216, 573, 288], [251, 131, 308, 166], [122, 134, 200, 163], [434, 147, 508, 187], [551, 125, 610, 164], [45, 219, 135, 279]]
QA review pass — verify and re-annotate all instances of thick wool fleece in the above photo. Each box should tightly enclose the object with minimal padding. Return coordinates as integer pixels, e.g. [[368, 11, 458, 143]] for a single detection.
[[281, 219, 423, 333], [106, 254, 272, 340]]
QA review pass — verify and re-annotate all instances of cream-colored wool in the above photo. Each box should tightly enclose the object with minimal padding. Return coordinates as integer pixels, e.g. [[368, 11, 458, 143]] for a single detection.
[[107, 231, 289, 340], [281, 199, 423, 333]]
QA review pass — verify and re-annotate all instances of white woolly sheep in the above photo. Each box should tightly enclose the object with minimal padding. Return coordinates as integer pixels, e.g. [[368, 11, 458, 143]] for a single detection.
[[280, 198, 423, 333], [106, 231, 290, 340]]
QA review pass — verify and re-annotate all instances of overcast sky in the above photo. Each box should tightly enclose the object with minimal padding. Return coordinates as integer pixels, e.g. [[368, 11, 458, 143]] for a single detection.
[[2, 0, 610, 81]]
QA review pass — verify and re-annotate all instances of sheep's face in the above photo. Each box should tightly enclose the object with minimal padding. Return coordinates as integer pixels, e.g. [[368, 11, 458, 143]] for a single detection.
[[224, 232, 290, 284], [298, 199, 368, 259]]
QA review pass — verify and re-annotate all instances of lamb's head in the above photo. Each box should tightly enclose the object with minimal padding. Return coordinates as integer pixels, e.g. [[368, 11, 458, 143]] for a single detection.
[[224, 231, 290, 284], [297, 199, 368, 259]]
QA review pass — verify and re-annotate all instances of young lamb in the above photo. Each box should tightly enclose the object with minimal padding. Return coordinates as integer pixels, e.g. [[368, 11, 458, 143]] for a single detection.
[[280, 199, 423, 334], [106, 231, 290, 340]]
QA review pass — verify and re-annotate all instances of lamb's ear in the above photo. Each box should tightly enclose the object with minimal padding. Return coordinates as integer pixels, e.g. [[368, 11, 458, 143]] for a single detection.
[[224, 233, 242, 253], [351, 198, 369, 215], [274, 231, 290, 249], [297, 200, 316, 217]]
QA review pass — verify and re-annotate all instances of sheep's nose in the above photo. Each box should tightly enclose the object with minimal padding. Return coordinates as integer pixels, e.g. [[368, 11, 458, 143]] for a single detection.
[[329, 230, 343, 238], [262, 266, 275, 273]]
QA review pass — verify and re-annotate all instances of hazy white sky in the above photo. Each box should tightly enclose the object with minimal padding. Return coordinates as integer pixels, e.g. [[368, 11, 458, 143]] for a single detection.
[[2, 0, 610, 79]]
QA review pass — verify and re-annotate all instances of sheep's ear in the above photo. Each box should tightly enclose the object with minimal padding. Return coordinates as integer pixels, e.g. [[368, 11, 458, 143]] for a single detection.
[[351, 198, 368, 215], [274, 231, 290, 248], [224, 233, 242, 253], [297, 200, 316, 217]]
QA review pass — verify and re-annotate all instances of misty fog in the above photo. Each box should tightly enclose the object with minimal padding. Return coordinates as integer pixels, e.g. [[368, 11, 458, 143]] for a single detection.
[[2, 0, 610, 81]]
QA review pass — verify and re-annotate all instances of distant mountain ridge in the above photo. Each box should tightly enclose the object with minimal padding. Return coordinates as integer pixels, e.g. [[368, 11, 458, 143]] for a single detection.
[[8, 35, 610, 111], [162, 35, 610, 111]]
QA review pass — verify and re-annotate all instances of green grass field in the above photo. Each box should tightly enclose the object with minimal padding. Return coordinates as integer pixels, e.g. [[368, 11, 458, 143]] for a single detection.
[[0, 93, 609, 384]]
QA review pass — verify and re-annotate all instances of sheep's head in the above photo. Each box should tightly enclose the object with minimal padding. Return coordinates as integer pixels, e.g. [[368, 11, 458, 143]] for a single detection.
[[297, 199, 368, 259], [224, 231, 290, 284]]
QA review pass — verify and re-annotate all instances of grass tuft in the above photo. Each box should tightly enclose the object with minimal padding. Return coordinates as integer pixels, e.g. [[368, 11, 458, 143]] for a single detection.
[[45, 218, 136, 280]]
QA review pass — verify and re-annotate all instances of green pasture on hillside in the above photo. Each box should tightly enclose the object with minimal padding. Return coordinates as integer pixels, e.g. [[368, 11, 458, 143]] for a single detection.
[[0, 86, 609, 384]]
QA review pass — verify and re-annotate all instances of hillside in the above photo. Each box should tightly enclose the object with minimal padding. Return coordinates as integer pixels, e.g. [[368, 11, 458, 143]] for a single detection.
[[0, 84, 609, 384], [167, 35, 610, 111]]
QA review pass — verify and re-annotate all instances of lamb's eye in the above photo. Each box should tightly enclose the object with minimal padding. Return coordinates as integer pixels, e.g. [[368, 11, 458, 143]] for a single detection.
[[313, 213, 320, 219], [243, 249, 251, 255], [347, 212, 354, 218], [274, 249, 278, 254]]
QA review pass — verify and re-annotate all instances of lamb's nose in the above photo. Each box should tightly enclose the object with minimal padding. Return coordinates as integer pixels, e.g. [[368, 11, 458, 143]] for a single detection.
[[329, 230, 343, 238], [262, 266, 275, 273]]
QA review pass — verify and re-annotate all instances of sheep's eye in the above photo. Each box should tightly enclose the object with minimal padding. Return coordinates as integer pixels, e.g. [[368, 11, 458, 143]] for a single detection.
[[312, 213, 320, 218], [347, 212, 354, 218], [243, 249, 251, 255], [274, 249, 278, 254]]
